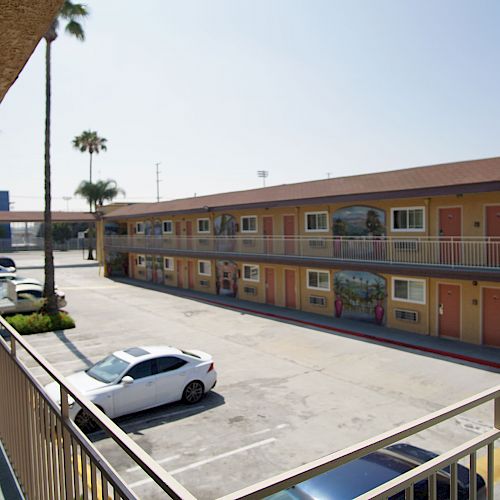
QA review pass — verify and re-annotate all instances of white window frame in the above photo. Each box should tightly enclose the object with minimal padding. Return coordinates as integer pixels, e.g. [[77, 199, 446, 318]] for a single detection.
[[305, 211, 329, 232], [240, 215, 258, 233], [136, 222, 145, 234], [162, 220, 173, 234], [392, 277, 426, 304], [137, 254, 146, 267], [242, 264, 260, 282], [164, 257, 174, 271], [198, 260, 212, 276], [391, 207, 425, 232], [306, 269, 330, 290], [197, 218, 210, 234]]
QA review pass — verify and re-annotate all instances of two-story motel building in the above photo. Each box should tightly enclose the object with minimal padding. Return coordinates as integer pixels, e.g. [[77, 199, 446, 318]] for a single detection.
[[101, 157, 500, 348]]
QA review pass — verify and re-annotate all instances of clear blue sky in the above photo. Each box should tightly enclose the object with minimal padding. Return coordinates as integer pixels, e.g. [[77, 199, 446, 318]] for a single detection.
[[1, 0, 500, 211]]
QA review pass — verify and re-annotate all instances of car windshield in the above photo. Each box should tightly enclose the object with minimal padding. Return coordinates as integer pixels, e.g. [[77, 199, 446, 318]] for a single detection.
[[86, 354, 130, 383], [0, 258, 14, 268]]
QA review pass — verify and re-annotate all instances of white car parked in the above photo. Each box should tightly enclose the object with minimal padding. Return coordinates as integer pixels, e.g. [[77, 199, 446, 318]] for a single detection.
[[45, 345, 217, 432]]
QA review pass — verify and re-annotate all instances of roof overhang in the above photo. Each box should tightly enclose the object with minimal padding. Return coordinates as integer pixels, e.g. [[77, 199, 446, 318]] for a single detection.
[[0, 211, 97, 223], [0, 0, 64, 103]]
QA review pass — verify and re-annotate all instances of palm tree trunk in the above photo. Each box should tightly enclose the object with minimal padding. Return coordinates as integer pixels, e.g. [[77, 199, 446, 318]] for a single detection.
[[89, 151, 93, 184], [44, 40, 58, 313]]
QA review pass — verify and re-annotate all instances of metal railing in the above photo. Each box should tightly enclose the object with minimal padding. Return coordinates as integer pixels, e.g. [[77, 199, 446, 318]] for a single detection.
[[0, 315, 196, 500], [105, 235, 500, 270], [0, 312, 498, 499], [219, 385, 500, 499]]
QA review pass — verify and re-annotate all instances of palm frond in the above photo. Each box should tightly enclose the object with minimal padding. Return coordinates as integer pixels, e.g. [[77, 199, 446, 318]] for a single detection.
[[65, 20, 85, 40]]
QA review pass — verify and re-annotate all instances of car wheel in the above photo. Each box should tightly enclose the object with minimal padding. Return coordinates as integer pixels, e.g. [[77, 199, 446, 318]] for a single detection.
[[182, 380, 205, 404], [75, 409, 101, 433]]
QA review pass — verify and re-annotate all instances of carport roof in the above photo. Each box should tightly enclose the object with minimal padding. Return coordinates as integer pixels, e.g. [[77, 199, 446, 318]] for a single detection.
[[103, 156, 500, 219], [0, 211, 96, 223]]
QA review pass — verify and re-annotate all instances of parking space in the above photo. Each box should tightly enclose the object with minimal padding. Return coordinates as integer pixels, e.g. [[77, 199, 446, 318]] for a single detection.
[[10, 251, 500, 499]]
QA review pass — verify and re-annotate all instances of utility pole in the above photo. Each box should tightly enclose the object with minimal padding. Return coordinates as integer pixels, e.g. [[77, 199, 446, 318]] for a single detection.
[[155, 162, 161, 202]]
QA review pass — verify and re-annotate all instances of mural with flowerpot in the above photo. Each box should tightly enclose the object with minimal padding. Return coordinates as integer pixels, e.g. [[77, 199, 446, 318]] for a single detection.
[[216, 260, 238, 297], [333, 271, 386, 323]]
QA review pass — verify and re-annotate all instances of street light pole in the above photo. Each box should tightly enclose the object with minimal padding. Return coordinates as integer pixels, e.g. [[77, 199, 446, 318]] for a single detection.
[[155, 162, 161, 202], [257, 170, 269, 187], [63, 196, 71, 211]]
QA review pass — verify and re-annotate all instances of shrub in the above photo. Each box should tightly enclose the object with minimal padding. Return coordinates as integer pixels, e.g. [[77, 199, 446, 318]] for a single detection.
[[5, 312, 75, 334]]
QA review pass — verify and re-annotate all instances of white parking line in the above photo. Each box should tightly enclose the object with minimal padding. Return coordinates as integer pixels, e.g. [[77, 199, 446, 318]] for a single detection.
[[129, 437, 277, 489], [121, 406, 206, 429], [249, 428, 271, 436], [276, 424, 289, 430], [127, 454, 180, 473]]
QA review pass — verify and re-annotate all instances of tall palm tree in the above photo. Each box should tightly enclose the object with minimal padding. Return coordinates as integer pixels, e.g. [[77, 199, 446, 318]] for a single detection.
[[75, 179, 125, 259], [43, 1, 88, 313], [72, 130, 108, 184]]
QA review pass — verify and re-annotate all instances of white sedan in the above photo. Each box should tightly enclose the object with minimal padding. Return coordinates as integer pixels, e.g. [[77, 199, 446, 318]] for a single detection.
[[45, 345, 217, 432]]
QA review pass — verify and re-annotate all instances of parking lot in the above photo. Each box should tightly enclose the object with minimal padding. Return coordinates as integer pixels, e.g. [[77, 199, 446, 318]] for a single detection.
[[10, 251, 500, 499]]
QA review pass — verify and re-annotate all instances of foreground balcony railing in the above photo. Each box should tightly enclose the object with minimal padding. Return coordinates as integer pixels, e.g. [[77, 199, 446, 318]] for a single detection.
[[0, 315, 498, 499], [105, 235, 500, 270]]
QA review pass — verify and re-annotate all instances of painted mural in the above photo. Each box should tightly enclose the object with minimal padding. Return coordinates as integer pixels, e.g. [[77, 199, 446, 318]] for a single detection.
[[215, 214, 237, 251], [105, 252, 128, 277], [334, 271, 386, 324], [332, 206, 385, 236], [216, 260, 238, 297]]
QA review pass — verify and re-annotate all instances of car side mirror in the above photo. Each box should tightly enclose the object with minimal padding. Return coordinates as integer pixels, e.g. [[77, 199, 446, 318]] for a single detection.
[[121, 376, 134, 385]]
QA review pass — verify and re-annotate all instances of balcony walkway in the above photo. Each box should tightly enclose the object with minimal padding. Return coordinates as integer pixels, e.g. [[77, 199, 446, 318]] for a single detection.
[[114, 276, 500, 372]]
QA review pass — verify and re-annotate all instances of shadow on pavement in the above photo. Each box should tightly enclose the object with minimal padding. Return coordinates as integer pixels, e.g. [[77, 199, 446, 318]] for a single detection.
[[88, 391, 225, 442]]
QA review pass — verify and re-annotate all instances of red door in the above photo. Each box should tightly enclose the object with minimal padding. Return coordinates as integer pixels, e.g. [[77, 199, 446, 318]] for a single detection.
[[175, 222, 182, 250], [265, 268, 275, 305], [285, 269, 296, 308], [439, 207, 461, 264], [186, 221, 193, 250], [284, 215, 295, 255], [438, 284, 460, 338], [263, 216, 273, 254], [483, 288, 500, 347], [486, 206, 500, 267], [176, 260, 184, 288], [187, 261, 195, 289]]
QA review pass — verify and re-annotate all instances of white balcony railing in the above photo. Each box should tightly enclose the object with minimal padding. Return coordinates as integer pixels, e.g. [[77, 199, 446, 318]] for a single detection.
[[105, 235, 500, 270]]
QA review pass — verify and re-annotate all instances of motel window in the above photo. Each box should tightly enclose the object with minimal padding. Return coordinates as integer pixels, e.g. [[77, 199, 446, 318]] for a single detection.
[[305, 212, 328, 232], [198, 260, 212, 276], [392, 278, 426, 304], [136, 222, 145, 234], [307, 270, 330, 290], [391, 208, 425, 231], [243, 264, 260, 282], [162, 220, 173, 233], [137, 255, 146, 267], [197, 218, 210, 233], [164, 257, 174, 271], [241, 216, 257, 233]]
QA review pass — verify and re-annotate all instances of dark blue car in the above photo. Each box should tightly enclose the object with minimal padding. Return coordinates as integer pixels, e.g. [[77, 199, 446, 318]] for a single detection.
[[267, 444, 486, 500]]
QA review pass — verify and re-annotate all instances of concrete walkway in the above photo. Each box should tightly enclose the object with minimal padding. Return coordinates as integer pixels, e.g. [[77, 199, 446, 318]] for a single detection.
[[115, 277, 500, 373]]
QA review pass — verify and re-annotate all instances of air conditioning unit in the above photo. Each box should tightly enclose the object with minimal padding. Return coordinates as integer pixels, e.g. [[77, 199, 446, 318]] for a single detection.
[[199, 280, 210, 287], [309, 295, 327, 307], [394, 240, 418, 252], [242, 239, 256, 247], [394, 308, 419, 322], [309, 239, 327, 248], [243, 286, 257, 296]]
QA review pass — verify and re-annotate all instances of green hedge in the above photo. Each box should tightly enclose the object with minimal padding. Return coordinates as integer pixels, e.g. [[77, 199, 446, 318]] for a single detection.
[[5, 312, 75, 334]]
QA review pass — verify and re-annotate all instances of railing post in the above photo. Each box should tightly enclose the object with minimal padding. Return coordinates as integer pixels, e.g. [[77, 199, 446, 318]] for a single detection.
[[495, 396, 500, 430], [60, 386, 74, 499]]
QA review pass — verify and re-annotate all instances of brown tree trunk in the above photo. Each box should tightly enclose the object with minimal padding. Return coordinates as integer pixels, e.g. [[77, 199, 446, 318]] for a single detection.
[[43, 39, 58, 314]]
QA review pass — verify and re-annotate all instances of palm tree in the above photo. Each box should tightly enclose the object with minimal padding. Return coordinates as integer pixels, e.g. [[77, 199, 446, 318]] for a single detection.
[[73, 130, 108, 184], [75, 179, 125, 259], [43, 1, 88, 314]]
